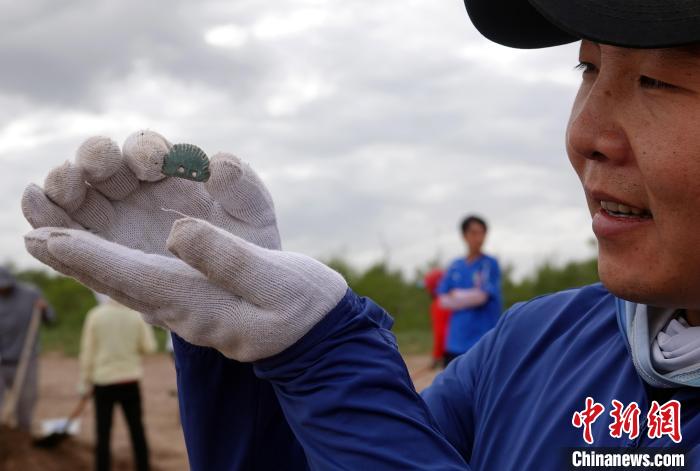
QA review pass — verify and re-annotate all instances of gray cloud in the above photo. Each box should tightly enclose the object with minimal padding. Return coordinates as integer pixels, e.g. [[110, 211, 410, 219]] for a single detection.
[[0, 0, 592, 279], [0, 0, 272, 107]]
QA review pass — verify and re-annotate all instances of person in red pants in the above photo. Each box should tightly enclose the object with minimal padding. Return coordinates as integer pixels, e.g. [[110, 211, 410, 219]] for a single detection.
[[423, 269, 451, 369]]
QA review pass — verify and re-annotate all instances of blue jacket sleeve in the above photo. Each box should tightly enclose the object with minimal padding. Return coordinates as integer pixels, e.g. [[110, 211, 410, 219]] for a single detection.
[[420, 330, 496, 462], [419, 305, 511, 463], [480, 258, 501, 300], [437, 263, 453, 295], [172, 334, 308, 471], [254, 289, 469, 470]]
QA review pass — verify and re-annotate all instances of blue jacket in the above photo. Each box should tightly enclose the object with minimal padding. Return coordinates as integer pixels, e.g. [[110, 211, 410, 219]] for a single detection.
[[437, 255, 502, 354], [173, 284, 700, 470]]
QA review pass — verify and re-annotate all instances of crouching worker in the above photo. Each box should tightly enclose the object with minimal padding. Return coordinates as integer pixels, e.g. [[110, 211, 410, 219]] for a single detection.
[[0, 266, 54, 433]]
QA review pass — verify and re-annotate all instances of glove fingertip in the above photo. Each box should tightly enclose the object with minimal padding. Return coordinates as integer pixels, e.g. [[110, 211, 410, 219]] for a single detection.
[[207, 153, 245, 184], [44, 231, 73, 256], [166, 217, 203, 254], [75, 136, 123, 181], [123, 129, 170, 182], [21, 183, 82, 230], [23, 227, 70, 268], [24, 231, 48, 258]]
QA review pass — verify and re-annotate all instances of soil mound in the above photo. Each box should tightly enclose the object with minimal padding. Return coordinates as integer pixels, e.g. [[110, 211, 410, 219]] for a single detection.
[[0, 426, 135, 470]]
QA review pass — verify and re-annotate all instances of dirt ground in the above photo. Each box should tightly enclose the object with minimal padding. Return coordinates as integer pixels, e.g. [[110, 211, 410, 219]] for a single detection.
[[1, 352, 438, 470]]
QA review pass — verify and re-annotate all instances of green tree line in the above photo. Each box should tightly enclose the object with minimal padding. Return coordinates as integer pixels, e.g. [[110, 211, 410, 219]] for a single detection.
[[7, 255, 598, 356], [324, 255, 599, 353]]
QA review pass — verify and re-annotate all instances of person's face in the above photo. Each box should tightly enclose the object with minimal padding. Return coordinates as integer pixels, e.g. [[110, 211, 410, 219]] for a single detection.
[[567, 40, 700, 308], [463, 222, 486, 255]]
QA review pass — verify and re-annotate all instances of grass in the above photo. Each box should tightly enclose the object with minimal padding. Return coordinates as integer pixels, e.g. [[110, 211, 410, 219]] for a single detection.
[[20, 267, 435, 357], [40, 322, 170, 357], [43, 321, 430, 357], [395, 330, 433, 355]]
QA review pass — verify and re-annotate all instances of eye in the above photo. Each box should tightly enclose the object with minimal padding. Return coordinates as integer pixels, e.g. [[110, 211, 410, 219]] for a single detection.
[[639, 75, 676, 90], [575, 62, 597, 74]]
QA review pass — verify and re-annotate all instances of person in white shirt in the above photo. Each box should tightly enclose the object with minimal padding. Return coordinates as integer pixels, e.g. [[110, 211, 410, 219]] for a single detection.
[[79, 294, 156, 471]]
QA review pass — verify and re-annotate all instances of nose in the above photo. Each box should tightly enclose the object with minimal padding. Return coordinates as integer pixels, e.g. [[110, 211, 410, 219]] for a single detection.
[[566, 83, 632, 165]]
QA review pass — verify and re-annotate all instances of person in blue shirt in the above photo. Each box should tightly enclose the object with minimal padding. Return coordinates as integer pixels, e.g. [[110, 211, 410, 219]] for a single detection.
[[21, 0, 700, 469], [438, 215, 502, 364]]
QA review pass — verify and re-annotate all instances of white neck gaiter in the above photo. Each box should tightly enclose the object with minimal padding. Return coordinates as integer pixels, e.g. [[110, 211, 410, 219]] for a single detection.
[[622, 301, 700, 388], [651, 314, 700, 374]]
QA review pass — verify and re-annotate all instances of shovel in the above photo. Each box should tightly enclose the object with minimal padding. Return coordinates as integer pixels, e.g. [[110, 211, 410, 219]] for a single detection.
[[0, 305, 42, 426], [33, 393, 90, 448]]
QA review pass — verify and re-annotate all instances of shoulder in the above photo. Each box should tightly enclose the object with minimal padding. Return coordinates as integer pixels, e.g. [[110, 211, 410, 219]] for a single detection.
[[126, 308, 146, 322], [120, 306, 148, 328], [15, 282, 40, 298], [105, 301, 139, 316], [464, 283, 620, 389], [507, 283, 611, 314], [498, 283, 615, 341], [85, 304, 105, 319], [447, 257, 465, 270], [483, 254, 499, 265], [106, 303, 143, 322], [443, 258, 468, 281], [480, 255, 500, 270]]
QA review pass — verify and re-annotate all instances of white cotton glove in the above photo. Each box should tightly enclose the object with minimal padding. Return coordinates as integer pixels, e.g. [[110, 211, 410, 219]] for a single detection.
[[22, 131, 348, 361], [438, 288, 488, 311]]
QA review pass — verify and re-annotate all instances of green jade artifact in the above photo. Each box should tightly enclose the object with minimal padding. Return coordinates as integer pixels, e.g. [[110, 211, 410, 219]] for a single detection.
[[162, 143, 211, 182]]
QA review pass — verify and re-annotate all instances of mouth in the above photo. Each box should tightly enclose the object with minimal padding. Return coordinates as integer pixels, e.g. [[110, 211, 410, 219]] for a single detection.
[[599, 200, 652, 219], [587, 189, 654, 239]]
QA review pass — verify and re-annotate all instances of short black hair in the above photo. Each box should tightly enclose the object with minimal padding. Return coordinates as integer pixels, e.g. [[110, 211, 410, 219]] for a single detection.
[[461, 215, 487, 234]]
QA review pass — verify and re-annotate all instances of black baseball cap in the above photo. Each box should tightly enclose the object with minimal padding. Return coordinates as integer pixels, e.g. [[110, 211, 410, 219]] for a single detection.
[[464, 0, 700, 49]]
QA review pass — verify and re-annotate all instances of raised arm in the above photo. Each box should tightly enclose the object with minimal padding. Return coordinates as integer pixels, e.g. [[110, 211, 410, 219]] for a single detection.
[[173, 336, 307, 470], [254, 291, 470, 470], [22, 131, 468, 469]]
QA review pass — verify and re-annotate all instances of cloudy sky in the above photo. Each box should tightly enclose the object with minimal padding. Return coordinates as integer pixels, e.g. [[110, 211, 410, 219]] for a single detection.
[[0, 0, 594, 279]]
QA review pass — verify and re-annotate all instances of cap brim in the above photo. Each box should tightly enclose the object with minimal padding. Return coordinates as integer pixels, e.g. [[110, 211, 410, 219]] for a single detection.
[[465, 0, 700, 49]]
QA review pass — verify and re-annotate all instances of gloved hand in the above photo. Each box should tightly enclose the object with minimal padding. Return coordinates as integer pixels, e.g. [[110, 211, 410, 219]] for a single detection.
[[22, 131, 347, 361]]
